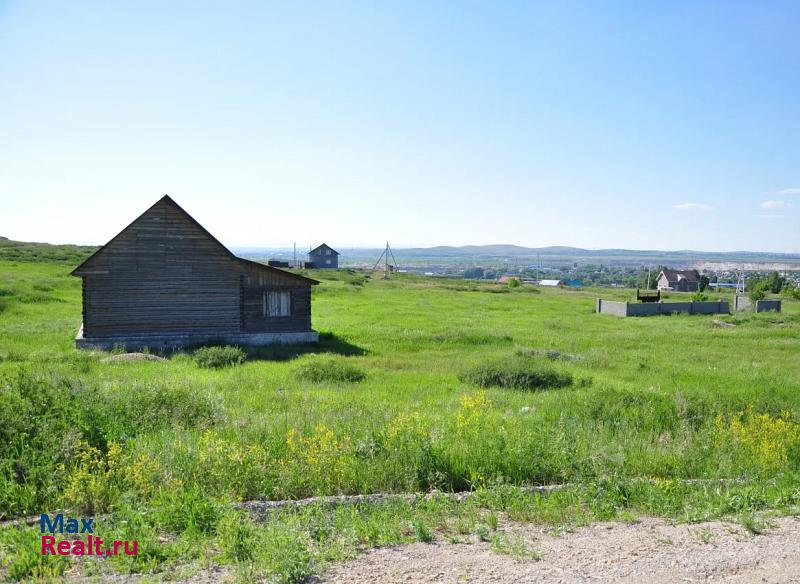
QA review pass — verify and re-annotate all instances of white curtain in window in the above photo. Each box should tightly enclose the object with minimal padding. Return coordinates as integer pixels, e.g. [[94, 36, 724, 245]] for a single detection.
[[263, 291, 290, 317]]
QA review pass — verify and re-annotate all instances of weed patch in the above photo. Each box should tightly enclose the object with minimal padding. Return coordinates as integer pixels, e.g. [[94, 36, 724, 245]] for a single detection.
[[0, 526, 68, 580], [714, 408, 800, 473], [296, 357, 366, 383], [194, 346, 246, 369], [0, 371, 221, 517], [461, 357, 573, 391]]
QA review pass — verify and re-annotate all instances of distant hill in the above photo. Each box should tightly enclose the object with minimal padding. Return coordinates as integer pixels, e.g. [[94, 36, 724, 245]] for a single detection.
[[236, 243, 800, 270], [391, 244, 800, 265], [0, 239, 98, 264], [406, 244, 589, 257], [414, 244, 587, 256]]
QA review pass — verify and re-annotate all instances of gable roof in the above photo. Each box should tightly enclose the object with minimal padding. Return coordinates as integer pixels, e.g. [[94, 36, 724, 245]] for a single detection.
[[309, 243, 340, 256], [72, 195, 318, 285], [658, 269, 699, 283], [71, 195, 228, 276]]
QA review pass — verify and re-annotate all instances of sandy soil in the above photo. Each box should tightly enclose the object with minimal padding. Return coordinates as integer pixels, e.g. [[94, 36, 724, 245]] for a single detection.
[[318, 516, 800, 584]]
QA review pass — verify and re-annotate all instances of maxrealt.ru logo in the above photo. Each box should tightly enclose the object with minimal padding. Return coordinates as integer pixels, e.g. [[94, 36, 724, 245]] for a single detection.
[[40, 514, 138, 556]]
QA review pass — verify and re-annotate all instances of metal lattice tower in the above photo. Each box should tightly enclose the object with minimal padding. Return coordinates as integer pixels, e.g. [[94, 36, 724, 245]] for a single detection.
[[371, 241, 400, 279]]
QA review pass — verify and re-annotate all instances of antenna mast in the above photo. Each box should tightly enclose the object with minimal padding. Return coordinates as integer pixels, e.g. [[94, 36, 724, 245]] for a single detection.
[[371, 241, 399, 279]]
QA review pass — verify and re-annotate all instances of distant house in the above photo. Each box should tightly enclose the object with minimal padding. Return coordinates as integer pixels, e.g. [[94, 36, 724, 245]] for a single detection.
[[498, 275, 521, 284], [308, 243, 339, 269], [71, 195, 319, 350], [539, 279, 561, 287], [656, 269, 700, 292]]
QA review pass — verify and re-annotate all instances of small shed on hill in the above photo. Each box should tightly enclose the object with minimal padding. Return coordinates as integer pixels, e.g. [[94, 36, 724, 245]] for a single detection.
[[71, 195, 319, 350], [308, 243, 339, 269], [656, 269, 700, 292]]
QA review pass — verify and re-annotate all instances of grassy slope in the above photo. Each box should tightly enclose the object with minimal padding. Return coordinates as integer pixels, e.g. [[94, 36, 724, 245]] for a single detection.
[[1, 260, 799, 581]]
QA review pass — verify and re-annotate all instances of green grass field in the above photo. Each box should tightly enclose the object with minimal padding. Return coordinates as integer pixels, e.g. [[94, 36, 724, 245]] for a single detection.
[[1, 257, 799, 581]]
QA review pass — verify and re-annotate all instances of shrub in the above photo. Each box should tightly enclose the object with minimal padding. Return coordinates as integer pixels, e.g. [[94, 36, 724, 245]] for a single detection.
[[460, 358, 572, 391], [748, 283, 768, 302], [781, 284, 800, 300], [295, 357, 366, 383], [194, 345, 245, 369]]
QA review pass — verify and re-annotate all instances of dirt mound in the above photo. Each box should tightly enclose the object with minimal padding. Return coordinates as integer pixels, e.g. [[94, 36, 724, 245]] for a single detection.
[[102, 353, 166, 363]]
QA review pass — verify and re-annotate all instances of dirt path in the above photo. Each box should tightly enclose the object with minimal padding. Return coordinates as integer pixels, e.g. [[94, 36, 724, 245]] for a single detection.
[[318, 516, 800, 583]]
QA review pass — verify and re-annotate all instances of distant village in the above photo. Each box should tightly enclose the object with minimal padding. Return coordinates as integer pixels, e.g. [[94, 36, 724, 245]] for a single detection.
[[256, 247, 800, 291]]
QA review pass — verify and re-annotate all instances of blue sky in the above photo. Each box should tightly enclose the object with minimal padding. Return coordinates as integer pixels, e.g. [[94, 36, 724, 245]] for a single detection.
[[1, 1, 798, 252]]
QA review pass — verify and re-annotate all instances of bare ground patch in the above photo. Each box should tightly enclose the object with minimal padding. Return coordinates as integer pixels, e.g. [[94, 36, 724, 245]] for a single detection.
[[317, 515, 800, 584]]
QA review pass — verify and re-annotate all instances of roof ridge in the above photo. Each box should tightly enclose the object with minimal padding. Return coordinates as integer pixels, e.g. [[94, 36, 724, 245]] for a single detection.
[[309, 243, 340, 255]]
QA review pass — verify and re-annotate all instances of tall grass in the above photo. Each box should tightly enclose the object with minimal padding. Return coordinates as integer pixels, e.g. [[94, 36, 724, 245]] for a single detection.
[[460, 356, 573, 390], [194, 345, 246, 368], [295, 356, 366, 383]]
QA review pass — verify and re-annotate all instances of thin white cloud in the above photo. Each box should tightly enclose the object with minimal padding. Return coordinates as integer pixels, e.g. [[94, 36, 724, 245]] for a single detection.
[[756, 214, 786, 219], [761, 200, 793, 209], [770, 188, 800, 196], [674, 203, 716, 212]]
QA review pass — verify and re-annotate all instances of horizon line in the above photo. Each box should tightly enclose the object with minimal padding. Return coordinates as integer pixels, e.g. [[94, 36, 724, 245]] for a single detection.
[[4, 236, 799, 257]]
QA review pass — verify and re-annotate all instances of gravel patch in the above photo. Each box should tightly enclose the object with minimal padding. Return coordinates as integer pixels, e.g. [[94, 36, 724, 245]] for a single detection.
[[65, 565, 233, 583], [238, 486, 565, 520], [318, 515, 800, 583]]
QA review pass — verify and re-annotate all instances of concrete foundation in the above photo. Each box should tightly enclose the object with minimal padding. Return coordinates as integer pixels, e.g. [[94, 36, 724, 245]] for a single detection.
[[596, 299, 730, 317], [756, 299, 782, 313], [75, 325, 319, 350], [734, 296, 782, 313]]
